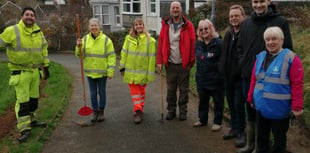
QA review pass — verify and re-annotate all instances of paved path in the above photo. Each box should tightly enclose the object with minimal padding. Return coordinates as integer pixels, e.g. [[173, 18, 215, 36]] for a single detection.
[[35, 53, 235, 153]]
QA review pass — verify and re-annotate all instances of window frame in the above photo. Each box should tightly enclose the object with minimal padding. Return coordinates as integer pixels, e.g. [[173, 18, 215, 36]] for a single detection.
[[122, 0, 141, 14], [93, 4, 110, 25], [148, 0, 156, 16]]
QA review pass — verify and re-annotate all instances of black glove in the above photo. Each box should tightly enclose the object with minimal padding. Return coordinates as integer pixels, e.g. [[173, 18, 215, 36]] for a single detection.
[[43, 66, 50, 80]]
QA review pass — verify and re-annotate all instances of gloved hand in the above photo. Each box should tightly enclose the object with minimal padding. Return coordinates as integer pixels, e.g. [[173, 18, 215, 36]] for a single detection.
[[43, 66, 50, 80]]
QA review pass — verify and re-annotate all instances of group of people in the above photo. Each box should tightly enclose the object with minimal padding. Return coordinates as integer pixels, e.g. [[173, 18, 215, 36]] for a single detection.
[[0, 1, 304, 153]]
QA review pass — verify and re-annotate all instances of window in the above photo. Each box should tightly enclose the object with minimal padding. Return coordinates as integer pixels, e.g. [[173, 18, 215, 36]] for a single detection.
[[123, 0, 141, 14], [114, 6, 120, 26], [93, 5, 110, 25], [149, 0, 156, 15]]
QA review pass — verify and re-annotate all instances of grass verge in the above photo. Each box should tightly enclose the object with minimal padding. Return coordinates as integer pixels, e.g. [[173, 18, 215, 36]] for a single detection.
[[0, 61, 72, 153]]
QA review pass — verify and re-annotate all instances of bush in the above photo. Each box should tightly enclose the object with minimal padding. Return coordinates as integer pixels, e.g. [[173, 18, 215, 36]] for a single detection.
[[107, 30, 129, 56]]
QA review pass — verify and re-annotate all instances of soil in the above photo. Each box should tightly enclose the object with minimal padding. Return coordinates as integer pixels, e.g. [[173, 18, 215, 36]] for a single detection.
[[0, 106, 16, 139]]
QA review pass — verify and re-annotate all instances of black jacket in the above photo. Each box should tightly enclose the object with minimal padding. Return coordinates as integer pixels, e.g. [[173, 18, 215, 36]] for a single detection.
[[237, 4, 293, 81], [195, 37, 224, 90], [219, 26, 242, 81]]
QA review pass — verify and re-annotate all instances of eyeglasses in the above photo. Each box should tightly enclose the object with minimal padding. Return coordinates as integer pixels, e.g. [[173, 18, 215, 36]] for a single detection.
[[199, 27, 208, 32]]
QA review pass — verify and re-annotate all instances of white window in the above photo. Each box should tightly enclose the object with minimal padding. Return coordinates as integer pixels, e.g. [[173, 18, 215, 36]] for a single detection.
[[123, 0, 141, 14], [93, 5, 110, 25], [148, 0, 156, 15], [114, 6, 120, 26]]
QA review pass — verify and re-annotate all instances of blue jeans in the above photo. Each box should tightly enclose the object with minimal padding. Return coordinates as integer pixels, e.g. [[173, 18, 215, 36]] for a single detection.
[[242, 79, 256, 122], [225, 79, 245, 133], [197, 86, 224, 125], [87, 76, 107, 110]]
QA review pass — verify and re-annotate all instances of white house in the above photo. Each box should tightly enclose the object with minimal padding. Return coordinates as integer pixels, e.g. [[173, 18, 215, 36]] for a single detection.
[[89, 0, 122, 32]]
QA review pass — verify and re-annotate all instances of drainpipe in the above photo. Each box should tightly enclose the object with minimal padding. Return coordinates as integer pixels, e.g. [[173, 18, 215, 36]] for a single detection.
[[211, 0, 215, 24]]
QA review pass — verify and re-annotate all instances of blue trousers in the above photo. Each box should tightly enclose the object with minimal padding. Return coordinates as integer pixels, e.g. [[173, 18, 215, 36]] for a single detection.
[[87, 76, 107, 110]]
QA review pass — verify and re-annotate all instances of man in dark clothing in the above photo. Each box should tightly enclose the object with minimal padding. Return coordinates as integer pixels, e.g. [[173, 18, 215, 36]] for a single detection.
[[237, 0, 293, 153], [219, 4, 246, 148]]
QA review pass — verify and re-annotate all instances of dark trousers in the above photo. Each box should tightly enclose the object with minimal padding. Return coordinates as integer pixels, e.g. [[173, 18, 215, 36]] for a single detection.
[[197, 86, 224, 125], [241, 79, 256, 122], [165, 63, 190, 114], [256, 112, 289, 153], [226, 79, 246, 133], [87, 76, 107, 110]]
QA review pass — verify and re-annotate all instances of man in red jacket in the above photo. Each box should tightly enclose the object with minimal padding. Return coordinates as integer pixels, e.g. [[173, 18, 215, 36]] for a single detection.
[[156, 1, 196, 121]]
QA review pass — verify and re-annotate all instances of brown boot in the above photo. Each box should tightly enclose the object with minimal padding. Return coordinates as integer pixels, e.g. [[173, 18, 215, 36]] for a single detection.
[[91, 110, 98, 122], [134, 110, 143, 124], [97, 109, 104, 122]]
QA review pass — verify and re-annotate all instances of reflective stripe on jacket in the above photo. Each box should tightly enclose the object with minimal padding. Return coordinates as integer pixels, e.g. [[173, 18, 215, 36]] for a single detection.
[[0, 20, 49, 70], [253, 49, 295, 119], [75, 32, 116, 78], [120, 34, 156, 84]]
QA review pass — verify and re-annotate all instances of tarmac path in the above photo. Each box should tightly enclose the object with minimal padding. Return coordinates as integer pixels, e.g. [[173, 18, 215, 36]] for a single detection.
[[41, 53, 236, 153]]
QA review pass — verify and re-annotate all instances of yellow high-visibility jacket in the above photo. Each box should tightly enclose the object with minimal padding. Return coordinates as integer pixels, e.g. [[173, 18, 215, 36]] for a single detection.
[[0, 20, 49, 70], [120, 34, 156, 84], [75, 31, 116, 78]]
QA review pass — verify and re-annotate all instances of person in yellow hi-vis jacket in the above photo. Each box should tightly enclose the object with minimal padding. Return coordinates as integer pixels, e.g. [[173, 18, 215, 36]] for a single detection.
[[75, 18, 116, 123], [119, 18, 156, 124], [0, 7, 50, 143]]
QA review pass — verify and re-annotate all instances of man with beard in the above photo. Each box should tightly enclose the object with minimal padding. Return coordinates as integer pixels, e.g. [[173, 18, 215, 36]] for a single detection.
[[0, 7, 50, 143], [237, 0, 292, 152], [156, 0, 196, 121]]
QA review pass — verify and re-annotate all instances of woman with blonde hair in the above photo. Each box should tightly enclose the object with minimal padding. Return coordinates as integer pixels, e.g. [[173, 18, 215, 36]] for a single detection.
[[119, 18, 156, 124], [193, 19, 224, 132]]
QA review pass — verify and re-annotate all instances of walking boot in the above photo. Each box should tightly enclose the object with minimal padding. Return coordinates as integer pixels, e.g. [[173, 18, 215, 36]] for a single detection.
[[91, 110, 98, 122], [179, 112, 187, 121], [237, 122, 255, 153], [19, 130, 31, 143], [166, 110, 176, 120], [223, 128, 237, 140], [31, 120, 47, 128], [134, 110, 143, 124], [97, 109, 104, 122], [235, 132, 246, 148]]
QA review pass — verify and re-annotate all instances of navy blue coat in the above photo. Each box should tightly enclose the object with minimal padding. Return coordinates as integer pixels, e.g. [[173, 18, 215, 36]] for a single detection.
[[195, 37, 224, 90]]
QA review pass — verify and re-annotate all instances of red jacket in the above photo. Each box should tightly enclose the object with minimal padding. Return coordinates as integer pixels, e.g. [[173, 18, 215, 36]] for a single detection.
[[156, 15, 196, 69], [247, 55, 304, 111]]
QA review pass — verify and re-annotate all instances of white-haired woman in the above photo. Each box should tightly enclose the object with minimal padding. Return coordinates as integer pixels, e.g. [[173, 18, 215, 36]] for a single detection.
[[193, 19, 224, 132], [75, 18, 116, 122], [247, 26, 304, 153]]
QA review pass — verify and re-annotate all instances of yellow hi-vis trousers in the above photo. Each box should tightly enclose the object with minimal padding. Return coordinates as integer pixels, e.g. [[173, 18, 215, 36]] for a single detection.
[[9, 69, 40, 132], [128, 83, 147, 112]]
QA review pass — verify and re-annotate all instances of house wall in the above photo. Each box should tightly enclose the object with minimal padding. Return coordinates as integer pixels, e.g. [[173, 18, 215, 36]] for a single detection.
[[89, 0, 122, 32]]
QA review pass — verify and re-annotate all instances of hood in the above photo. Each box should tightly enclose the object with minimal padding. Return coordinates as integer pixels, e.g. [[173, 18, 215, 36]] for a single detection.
[[250, 4, 280, 21]]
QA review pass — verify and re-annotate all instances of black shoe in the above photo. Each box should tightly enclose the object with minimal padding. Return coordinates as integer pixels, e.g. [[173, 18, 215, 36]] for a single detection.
[[235, 133, 246, 147], [179, 113, 187, 121], [19, 130, 31, 143], [223, 129, 237, 140], [165, 111, 176, 120], [31, 120, 47, 128]]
